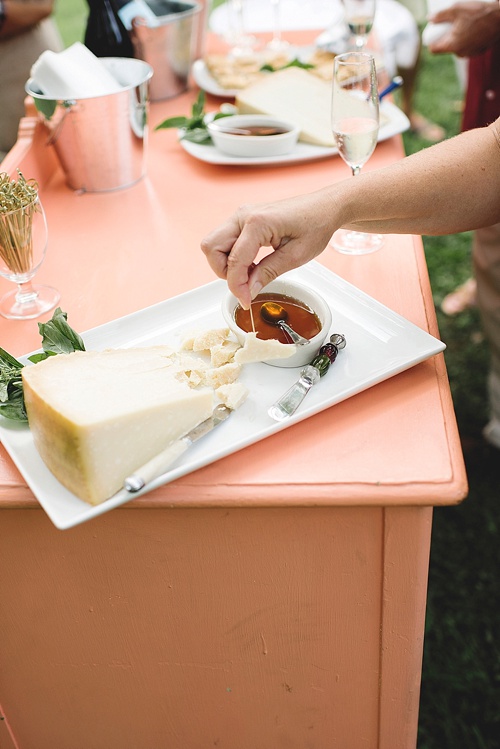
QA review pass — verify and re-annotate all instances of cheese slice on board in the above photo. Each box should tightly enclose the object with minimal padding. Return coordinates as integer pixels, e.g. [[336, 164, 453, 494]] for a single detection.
[[22, 347, 214, 505], [236, 67, 335, 147]]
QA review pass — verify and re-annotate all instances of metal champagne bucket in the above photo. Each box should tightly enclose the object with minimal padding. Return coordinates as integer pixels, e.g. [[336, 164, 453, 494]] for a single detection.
[[25, 58, 153, 193], [131, 0, 201, 101]]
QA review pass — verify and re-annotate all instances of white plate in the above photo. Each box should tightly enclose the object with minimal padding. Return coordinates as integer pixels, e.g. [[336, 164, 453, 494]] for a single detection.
[[0, 262, 444, 531], [180, 101, 410, 167], [192, 58, 246, 99], [192, 47, 386, 99]]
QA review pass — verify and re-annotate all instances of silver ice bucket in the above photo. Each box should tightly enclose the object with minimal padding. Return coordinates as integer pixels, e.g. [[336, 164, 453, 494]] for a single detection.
[[131, 0, 201, 101], [26, 57, 153, 193]]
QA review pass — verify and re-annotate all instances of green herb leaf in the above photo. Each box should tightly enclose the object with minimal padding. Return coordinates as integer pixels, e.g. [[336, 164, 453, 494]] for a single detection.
[[181, 128, 213, 145], [37, 307, 86, 355], [191, 90, 206, 119], [155, 116, 189, 130], [154, 91, 233, 146], [0, 347, 26, 421], [0, 386, 27, 421], [283, 58, 315, 70], [27, 351, 57, 364], [259, 57, 315, 73], [33, 98, 58, 120]]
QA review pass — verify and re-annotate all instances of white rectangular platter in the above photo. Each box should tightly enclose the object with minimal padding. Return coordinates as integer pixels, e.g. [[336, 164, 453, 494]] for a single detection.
[[0, 262, 445, 530]]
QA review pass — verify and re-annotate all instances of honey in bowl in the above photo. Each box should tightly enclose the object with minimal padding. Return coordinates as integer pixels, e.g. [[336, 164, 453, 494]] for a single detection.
[[234, 292, 322, 345]]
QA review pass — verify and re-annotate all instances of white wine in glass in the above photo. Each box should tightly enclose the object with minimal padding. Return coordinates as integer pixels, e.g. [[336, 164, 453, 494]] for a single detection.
[[331, 52, 383, 254], [342, 0, 376, 50]]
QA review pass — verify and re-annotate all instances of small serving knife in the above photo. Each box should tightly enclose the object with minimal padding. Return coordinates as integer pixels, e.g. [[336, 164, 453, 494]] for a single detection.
[[268, 334, 346, 421], [124, 404, 232, 493]]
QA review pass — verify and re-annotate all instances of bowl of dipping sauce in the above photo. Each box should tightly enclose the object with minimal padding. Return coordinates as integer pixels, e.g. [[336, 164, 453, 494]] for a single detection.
[[222, 277, 333, 367], [207, 115, 300, 158]]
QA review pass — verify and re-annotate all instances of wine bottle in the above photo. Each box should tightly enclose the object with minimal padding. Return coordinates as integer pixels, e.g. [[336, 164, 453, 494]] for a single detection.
[[84, 0, 135, 58]]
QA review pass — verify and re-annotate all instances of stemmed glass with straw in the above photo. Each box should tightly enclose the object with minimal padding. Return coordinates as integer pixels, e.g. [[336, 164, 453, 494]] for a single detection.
[[330, 52, 383, 254], [0, 172, 60, 320], [342, 0, 376, 50]]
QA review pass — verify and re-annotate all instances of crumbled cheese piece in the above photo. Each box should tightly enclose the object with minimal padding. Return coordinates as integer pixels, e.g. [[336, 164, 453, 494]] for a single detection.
[[179, 331, 198, 351], [210, 340, 241, 367], [216, 382, 249, 410], [203, 362, 242, 388], [192, 328, 230, 352], [234, 332, 296, 364]]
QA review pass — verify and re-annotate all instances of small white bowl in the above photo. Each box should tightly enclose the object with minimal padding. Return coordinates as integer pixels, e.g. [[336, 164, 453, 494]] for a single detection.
[[207, 115, 300, 158], [222, 277, 333, 368]]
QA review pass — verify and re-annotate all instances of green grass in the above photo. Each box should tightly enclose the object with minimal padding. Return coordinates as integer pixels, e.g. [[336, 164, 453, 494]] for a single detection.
[[53, 6, 500, 747], [401, 49, 500, 749]]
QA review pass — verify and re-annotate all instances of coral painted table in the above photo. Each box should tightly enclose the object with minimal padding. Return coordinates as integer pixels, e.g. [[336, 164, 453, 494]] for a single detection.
[[0, 61, 467, 749]]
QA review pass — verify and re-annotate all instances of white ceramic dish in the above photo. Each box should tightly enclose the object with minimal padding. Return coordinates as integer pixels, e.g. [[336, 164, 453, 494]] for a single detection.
[[207, 115, 300, 158], [0, 261, 445, 531], [222, 278, 333, 367], [192, 48, 385, 99], [180, 101, 410, 167]]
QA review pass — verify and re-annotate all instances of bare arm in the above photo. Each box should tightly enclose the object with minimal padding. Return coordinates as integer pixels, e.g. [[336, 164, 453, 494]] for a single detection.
[[0, 0, 55, 40], [201, 120, 500, 308]]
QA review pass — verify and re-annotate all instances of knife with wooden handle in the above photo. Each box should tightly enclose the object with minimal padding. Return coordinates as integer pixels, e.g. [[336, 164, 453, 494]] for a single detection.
[[124, 404, 232, 492]]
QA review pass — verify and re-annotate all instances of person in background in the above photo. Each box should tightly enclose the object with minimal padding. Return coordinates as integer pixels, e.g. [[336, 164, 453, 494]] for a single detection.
[[395, 0, 446, 140], [0, 0, 62, 160], [428, 0, 500, 447]]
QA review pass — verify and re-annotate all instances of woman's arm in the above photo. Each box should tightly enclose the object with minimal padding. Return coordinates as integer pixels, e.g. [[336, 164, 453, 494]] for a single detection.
[[201, 120, 500, 308], [0, 0, 55, 40]]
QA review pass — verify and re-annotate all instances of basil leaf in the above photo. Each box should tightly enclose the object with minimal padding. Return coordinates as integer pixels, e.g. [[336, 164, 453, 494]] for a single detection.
[[155, 116, 189, 130], [27, 351, 57, 364], [181, 128, 212, 144], [0, 347, 23, 370], [37, 307, 85, 355], [0, 387, 27, 421], [191, 90, 205, 119], [0, 348, 26, 421], [283, 58, 315, 70]]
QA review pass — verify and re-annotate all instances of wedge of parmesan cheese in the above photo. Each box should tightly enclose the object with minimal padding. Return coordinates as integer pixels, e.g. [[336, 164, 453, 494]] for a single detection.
[[22, 347, 214, 505], [234, 333, 296, 364], [236, 67, 335, 147]]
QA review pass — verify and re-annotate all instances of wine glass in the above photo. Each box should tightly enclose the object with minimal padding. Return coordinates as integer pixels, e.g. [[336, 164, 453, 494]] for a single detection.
[[330, 52, 383, 254], [0, 197, 60, 320], [266, 0, 290, 55], [225, 0, 257, 58], [342, 0, 376, 51]]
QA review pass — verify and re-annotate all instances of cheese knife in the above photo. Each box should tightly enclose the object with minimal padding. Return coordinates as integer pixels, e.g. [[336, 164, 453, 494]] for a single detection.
[[124, 403, 232, 493]]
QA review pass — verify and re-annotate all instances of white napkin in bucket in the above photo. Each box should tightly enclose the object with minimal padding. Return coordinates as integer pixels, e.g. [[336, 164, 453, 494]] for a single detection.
[[30, 42, 124, 99]]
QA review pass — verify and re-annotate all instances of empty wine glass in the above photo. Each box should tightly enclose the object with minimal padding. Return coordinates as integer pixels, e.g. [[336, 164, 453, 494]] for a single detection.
[[342, 0, 376, 50], [330, 52, 383, 254], [266, 0, 290, 54], [0, 195, 60, 320], [225, 0, 257, 57]]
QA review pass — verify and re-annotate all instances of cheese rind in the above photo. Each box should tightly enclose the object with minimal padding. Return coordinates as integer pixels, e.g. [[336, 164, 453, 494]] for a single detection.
[[236, 68, 335, 147], [22, 347, 214, 505]]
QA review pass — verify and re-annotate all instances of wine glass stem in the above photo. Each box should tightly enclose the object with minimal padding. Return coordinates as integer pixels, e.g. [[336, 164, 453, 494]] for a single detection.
[[351, 166, 361, 177], [272, 0, 281, 43], [16, 280, 39, 306]]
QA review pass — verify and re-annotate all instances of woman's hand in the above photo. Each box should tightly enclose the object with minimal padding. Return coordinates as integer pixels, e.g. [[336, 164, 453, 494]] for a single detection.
[[201, 190, 340, 309]]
